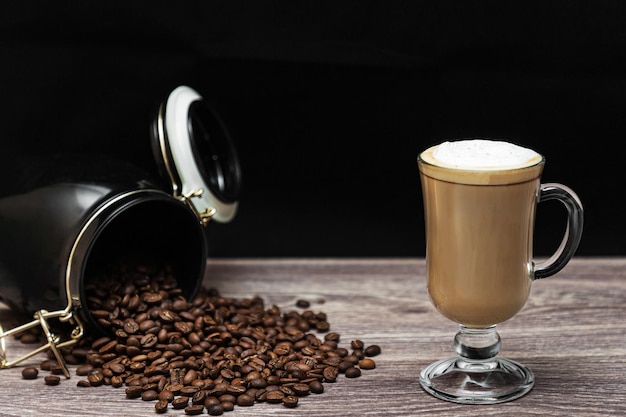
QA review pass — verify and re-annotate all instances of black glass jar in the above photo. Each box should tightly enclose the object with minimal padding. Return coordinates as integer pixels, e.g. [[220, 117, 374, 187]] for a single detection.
[[0, 86, 241, 376]]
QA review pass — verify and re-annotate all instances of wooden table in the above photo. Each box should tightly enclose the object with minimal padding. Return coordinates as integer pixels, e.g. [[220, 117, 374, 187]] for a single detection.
[[0, 258, 624, 416]]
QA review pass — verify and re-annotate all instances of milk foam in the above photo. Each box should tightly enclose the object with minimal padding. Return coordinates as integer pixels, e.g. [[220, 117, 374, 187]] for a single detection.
[[432, 140, 541, 170]]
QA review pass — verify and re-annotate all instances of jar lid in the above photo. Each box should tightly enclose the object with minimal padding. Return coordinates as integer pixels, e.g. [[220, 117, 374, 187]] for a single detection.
[[151, 86, 241, 224]]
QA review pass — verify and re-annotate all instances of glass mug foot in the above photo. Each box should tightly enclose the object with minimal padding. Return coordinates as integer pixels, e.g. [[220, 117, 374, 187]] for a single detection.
[[419, 357, 534, 404], [419, 325, 534, 404]]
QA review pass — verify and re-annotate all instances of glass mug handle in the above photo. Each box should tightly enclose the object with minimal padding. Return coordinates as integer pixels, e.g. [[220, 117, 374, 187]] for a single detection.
[[533, 183, 584, 279]]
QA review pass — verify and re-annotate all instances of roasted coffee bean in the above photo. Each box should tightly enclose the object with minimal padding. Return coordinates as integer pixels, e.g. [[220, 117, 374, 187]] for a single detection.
[[140, 334, 158, 348], [123, 320, 140, 334], [266, 390, 285, 403], [324, 332, 341, 342], [108, 362, 125, 374], [323, 366, 339, 382], [142, 293, 163, 304], [204, 396, 220, 407], [19, 331, 39, 344], [351, 339, 365, 350], [338, 360, 354, 373], [292, 383, 310, 396], [21, 367, 38, 379], [158, 389, 175, 402], [44, 375, 61, 386], [125, 385, 143, 399], [364, 344, 382, 357], [98, 339, 118, 354], [87, 372, 105, 386], [180, 386, 200, 396], [75, 364, 94, 376], [21, 261, 381, 415], [283, 395, 299, 408], [191, 389, 208, 405], [155, 399, 169, 413], [39, 359, 58, 371], [171, 396, 189, 409], [236, 393, 255, 406], [359, 358, 376, 369], [184, 404, 204, 415], [141, 389, 159, 401], [220, 401, 235, 412], [345, 366, 362, 378], [49, 364, 65, 375], [295, 299, 310, 308], [111, 375, 124, 388], [76, 379, 91, 387], [309, 380, 324, 394], [206, 404, 224, 416]]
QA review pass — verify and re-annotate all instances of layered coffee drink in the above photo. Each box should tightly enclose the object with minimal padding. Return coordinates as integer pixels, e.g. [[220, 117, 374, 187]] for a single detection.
[[418, 140, 544, 327]]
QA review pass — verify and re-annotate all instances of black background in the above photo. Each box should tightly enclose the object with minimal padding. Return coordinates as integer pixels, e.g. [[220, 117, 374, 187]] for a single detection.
[[1, 2, 624, 257]]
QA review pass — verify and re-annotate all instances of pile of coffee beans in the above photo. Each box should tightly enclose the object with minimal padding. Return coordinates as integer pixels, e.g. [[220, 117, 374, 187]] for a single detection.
[[18, 262, 381, 415]]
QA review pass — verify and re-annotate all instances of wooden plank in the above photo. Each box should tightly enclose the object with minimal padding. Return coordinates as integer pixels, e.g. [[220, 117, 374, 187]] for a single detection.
[[0, 258, 624, 416]]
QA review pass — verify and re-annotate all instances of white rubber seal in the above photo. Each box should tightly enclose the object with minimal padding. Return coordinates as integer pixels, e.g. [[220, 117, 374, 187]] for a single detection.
[[164, 86, 238, 223]]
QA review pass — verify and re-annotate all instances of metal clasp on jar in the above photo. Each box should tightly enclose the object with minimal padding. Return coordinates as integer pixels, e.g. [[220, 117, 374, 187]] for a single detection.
[[0, 308, 84, 378], [179, 188, 217, 226]]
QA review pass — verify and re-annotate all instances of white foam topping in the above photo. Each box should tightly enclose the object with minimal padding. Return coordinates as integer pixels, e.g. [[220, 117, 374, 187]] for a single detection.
[[432, 139, 541, 169]]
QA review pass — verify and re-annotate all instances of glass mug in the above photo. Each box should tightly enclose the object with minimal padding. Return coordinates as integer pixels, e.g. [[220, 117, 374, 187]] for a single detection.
[[417, 139, 583, 404]]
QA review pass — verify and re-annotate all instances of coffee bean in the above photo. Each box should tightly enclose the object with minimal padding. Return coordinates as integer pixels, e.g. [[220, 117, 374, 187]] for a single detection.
[[87, 372, 104, 386], [315, 321, 330, 331], [123, 320, 140, 334], [142, 389, 159, 401], [111, 375, 124, 388], [98, 339, 118, 354], [21, 367, 38, 379], [266, 390, 285, 403], [323, 366, 339, 382], [158, 389, 174, 402], [125, 385, 143, 399], [295, 299, 310, 308], [283, 395, 299, 408], [21, 261, 382, 415], [142, 293, 163, 304], [206, 404, 224, 416], [220, 401, 234, 412], [292, 383, 310, 396], [20, 332, 39, 344], [39, 359, 58, 371], [155, 399, 169, 413], [180, 386, 200, 397], [108, 362, 125, 374], [171, 396, 189, 409], [338, 360, 354, 372], [184, 404, 204, 415], [44, 375, 61, 386], [75, 364, 94, 376], [345, 366, 362, 378], [359, 358, 376, 369], [351, 339, 365, 350], [309, 380, 324, 394], [364, 344, 382, 357], [140, 334, 158, 348], [236, 393, 255, 406]]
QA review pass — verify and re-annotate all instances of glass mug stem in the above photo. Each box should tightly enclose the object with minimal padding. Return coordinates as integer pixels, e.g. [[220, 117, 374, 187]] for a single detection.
[[454, 325, 501, 362]]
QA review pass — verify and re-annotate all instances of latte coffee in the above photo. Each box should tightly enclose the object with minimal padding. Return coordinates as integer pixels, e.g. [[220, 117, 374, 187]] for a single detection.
[[418, 140, 544, 327]]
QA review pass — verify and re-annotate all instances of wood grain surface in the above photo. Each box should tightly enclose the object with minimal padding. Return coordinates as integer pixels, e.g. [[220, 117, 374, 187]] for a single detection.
[[0, 258, 624, 417]]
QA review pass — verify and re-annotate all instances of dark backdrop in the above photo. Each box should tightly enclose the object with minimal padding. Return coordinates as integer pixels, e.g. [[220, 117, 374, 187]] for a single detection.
[[1, 2, 624, 257]]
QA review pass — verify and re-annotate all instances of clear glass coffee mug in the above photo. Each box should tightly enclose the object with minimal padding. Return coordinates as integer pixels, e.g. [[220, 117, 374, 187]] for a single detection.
[[417, 140, 584, 404]]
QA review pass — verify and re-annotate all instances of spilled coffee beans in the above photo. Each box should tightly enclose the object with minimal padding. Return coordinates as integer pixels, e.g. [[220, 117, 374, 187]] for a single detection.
[[19, 261, 381, 414]]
